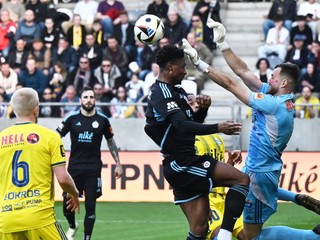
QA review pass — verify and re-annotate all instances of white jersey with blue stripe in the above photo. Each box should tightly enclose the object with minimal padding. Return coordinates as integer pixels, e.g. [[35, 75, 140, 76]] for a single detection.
[[246, 83, 295, 172]]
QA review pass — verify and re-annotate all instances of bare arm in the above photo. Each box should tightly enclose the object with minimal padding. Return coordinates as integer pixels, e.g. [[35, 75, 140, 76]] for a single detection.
[[107, 137, 123, 179], [221, 48, 262, 92], [206, 66, 251, 106], [53, 165, 80, 213]]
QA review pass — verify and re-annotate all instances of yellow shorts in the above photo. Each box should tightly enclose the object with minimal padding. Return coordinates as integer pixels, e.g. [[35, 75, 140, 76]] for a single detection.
[[207, 193, 244, 239], [0, 222, 67, 240]]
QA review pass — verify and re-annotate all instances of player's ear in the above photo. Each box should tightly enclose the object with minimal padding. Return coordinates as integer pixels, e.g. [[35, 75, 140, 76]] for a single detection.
[[281, 78, 288, 88]]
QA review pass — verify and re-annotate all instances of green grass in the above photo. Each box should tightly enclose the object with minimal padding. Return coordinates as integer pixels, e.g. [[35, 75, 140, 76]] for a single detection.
[[54, 202, 319, 239]]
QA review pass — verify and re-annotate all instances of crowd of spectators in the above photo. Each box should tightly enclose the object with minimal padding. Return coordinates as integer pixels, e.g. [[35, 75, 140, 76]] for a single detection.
[[0, 0, 223, 119], [1, 0, 320, 119]]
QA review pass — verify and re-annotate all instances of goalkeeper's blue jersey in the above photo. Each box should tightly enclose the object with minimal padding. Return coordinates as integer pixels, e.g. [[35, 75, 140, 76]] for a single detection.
[[246, 83, 295, 172]]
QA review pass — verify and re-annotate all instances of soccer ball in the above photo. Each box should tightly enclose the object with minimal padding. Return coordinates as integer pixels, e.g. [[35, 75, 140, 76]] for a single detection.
[[134, 14, 165, 45]]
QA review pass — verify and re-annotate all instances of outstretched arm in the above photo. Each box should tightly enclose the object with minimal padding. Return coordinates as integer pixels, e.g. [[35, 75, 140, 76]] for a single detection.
[[207, 19, 263, 92], [183, 38, 251, 106]]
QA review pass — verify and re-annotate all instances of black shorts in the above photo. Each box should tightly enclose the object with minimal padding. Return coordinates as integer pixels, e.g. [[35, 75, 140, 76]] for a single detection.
[[68, 167, 102, 199], [162, 155, 217, 204]]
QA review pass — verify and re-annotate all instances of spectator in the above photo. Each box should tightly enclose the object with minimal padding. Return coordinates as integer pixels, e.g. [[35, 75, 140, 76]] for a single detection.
[[285, 34, 313, 75], [163, 10, 188, 46], [39, 87, 61, 117], [152, 36, 170, 55], [262, 0, 296, 40], [168, 0, 193, 26], [184, 32, 213, 93], [25, 0, 48, 28], [14, 9, 41, 50], [41, 17, 61, 50], [143, 62, 159, 95], [0, 90, 9, 118], [92, 19, 106, 48], [60, 85, 80, 117], [0, 9, 16, 58], [66, 14, 87, 51], [125, 73, 145, 102], [188, 14, 209, 50], [93, 82, 111, 117], [18, 58, 49, 96], [95, 0, 125, 37], [7, 38, 29, 74], [297, 0, 320, 41], [94, 58, 123, 100], [102, 36, 128, 83], [146, 0, 169, 22], [28, 38, 51, 73], [258, 15, 290, 62], [72, 0, 98, 31], [128, 40, 154, 80], [289, 15, 313, 49], [254, 58, 272, 83], [67, 56, 98, 95], [310, 41, 320, 72], [0, 61, 18, 98], [113, 10, 135, 62], [296, 62, 320, 93], [51, 37, 78, 72], [78, 33, 103, 70], [193, 0, 222, 50], [295, 86, 320, 119], [49, 61, 68, 101], [1, 0, 25, 23], [109, 85, 136, 118]]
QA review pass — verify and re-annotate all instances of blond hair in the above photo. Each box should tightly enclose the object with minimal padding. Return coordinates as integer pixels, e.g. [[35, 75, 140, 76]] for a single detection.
[[10, 88, 39, 117]]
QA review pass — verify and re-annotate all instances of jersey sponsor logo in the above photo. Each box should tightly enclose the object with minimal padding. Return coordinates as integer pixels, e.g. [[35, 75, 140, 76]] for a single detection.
[[167, 101, 178, 111], [78, 131, 93, 142], [1, 133, 24, 146], [60, 145, 65, 157], [254, 93, 264, 100], [203, 161, 211, 168], [76, 121, 81, 126], [1, 204, 12, 212], [285, 100, 294, 111], [92, 121, 99, 128], [4, 189, 40, 200], [26, 133, 40, 144]]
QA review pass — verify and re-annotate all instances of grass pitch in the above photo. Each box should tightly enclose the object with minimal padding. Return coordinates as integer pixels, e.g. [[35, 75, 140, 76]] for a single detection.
[[54, 202, 319, 239]]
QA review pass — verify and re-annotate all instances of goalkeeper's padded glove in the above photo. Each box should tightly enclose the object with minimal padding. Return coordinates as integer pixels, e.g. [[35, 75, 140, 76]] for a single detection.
[[207, 19, 230, 52], [182, 38, 209, 73]]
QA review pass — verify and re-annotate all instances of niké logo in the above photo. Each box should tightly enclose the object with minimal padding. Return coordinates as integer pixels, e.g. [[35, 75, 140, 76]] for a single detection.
[[78, 131, 93, 142]]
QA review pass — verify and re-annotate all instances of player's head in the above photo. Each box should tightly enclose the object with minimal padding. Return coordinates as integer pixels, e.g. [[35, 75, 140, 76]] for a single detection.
[[80, 86, 96, 113], [187, 93, 199, 113], [267, 63, 300, 95], [156, 45, 186, 85], [11, 87, 39, 122]]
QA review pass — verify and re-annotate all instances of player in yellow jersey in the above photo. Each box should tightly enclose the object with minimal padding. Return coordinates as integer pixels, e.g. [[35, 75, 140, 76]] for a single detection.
[[0, 88, 80, 240]]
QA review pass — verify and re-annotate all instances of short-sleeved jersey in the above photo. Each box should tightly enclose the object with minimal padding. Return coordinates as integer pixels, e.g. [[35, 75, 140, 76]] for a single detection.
[[247, 83, 295, 172], [56, 110, 113, 170], [194, 134, 225, 195], [144, 81, 197, 156], [0, 122, 66, 233]]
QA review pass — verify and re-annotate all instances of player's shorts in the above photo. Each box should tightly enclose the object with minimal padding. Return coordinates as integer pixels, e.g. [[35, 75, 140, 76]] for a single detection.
[[67, 167, 102, 199], [0, 222, 67, 240], [207, 193, 244, 239], [242, 167, 280, 224], [162, 155, 217, 204]]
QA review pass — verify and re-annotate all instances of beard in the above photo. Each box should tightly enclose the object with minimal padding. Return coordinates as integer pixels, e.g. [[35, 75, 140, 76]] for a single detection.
[[81, 102, 95, 113]]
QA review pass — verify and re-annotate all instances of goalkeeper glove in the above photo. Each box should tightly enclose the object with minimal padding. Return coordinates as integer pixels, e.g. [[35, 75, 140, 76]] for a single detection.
[[182, 38, 209, 73], [207, 19, 230, 52]]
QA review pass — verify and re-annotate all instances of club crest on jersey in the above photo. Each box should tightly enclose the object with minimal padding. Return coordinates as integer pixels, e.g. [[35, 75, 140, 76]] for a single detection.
[[92, 121, 99, 128], [254, 93, 264, 100], [27, 133, 40, 144], [167, 101, 178, 110], [203, 161, 210, 168]]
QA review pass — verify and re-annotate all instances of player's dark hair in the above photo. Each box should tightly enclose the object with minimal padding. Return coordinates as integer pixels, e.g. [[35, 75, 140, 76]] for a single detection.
[[275, 63, 300, 87], [156, 45, 184, 68], [80, 86, 95, 97]]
